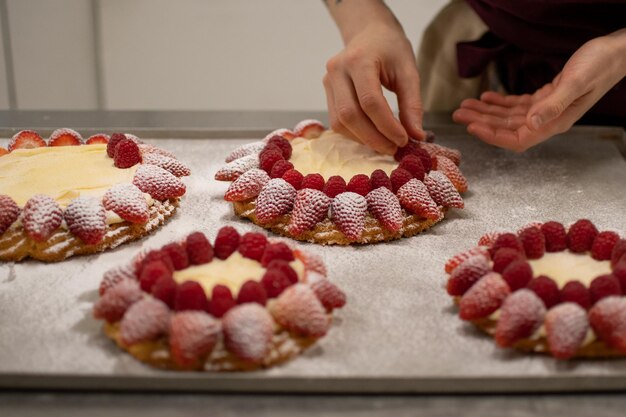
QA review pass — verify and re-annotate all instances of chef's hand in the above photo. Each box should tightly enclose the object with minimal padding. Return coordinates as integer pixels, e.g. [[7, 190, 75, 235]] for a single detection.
[[453, 29, 626, 152], [323, 0, 425, 155]]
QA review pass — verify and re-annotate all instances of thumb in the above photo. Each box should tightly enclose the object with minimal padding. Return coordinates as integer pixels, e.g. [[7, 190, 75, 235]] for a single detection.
[[395, 69, 425, 141], [527, 77, 579, 131]]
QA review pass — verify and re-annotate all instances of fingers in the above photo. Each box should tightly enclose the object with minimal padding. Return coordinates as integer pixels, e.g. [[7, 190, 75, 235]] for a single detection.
[[526, 76, 585, 131], [480, 91, 533, 107], [467, 122, 540, 152], [458, 98, 528, 118], [453, 107, 527, 130], [395, 66, 425, 141]]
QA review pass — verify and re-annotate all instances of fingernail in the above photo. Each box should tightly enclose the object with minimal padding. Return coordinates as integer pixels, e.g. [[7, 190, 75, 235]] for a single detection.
[[530, 115, 543, 130]]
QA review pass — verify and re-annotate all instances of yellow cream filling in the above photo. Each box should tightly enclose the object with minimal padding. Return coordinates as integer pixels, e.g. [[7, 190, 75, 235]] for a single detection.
[[289, 130, 398, 180], [173, 251, 305, 296], [0, 144, 138, 208], [528, 251, 612, 287]]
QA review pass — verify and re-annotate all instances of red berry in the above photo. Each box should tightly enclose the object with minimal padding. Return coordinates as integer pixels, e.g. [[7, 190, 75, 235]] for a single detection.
[[8, 130, 46, 151], [459, 272, 511, 320], [589, 274, 622, 305], [141, 153, 190, 177], [492, 247, 525, 274], [446, 255, 490, 296], [93, 280, 142, 323], [526, 275, 560, 308], [390, 168, 413, 193], [490, 233, 524, 257], [86, 133, 109, 145], [261, 267, 292, 298], [444, 246, 490, 274], [151, 275, 178, 308], [255, 178, 297, 223], [140, 249, 174, 273], [267, 259, 298, 284], [369, 169, 392, 191], [236, 280, 268, 306], [519, 226, 545, 259], [288, 189, 331, 235], [541, 221, 567, 252], [238, 232, 268, 262], [261, 242, 295, 267], [107, 133, 126, 157], [560, 280, 591, 310], [423, 171, 464, 208], [99, 265, 136, 296], [346, 174, 371, 197], [0, 195, 19, 235], [281, 169, 304, 190], [589, 296, 626, 352], [119, 298, 169, 346], [478, 231, 501, 248], [494, 289, 546, 347], [209, 285, 236, 318], [259, 148, 284, 173], [294, 119, 325, 138], [366, 186, 403, 232], [48, 128, 83, 147], [139, 260, 172, 292], [331, 192, 368, 240], [612, 239, 626, 267], [394, 141, 419, 162], [614, 260, 626, 292], [397, 178, 440, 220], [591, 231, 620, 261], [169, 311, 220, 368], [185, 232, 214, 265], [113, 138, 142, 168], [398, 154, 425, 181], [214, 226, 240, 260], [0, 147, 8, 156], [434, 155, 467, 192], [266, 135, 292, 159], [324, 175, 347, 198], [21, 194, 63, 241], [133, 165, 186, 200], [502, 260, 533, 291], [414, 147, 433, 172], [301, 173, 325, 191], [224, 168, 270, 202], [567, 219, 598, 253], [545, 302, 589, 359], [222, 304, 274, 363], [162, 242, 189, 271], [175, 281, 210, 312], [270, 283, 329, 337], [64, 197, 106, 245], [103, 183, 150, 224], [311, 279, 347, 310], [270, 159, 294, 179]]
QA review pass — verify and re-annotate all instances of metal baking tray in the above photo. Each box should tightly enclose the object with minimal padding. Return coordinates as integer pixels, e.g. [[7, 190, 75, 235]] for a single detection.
[[1, 126, 625, 393]]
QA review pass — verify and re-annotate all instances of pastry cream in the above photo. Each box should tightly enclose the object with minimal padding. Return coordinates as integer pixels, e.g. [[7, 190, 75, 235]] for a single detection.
[[528, 252, 612, 287], [173, 251, 305, 296], [289, 130, 398, 180], [0, 144, 137, 208]]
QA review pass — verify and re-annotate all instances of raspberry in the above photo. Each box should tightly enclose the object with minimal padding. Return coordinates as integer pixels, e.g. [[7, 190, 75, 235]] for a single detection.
[[22, 194, 63, 241], [369, 169, 392, 191], [398, 154, 425, 181], [107, 133, 127, 157], [162, 242, 189, 270], [444, 246, 490, 274], [140, 249, 174, 272], [261, 267, 292, 297], [259, 148, 284, 173], [214, 226, 240, 260], [103, 183, 150, 224], [390, 168, 413, 193], [615, 260, 626, 292], [48, 128, 83, 146], [414, 147, 433, 172], [492, 247, 525, 274], [261, 242, 295, 267], [494, 289, 546, 347], [517, 221, 543, 236], [591, 231, 620, 261], [459, 272, 511, 320], [423, 171, 464, 208], [133, 164, 186, 200], [330, 191, 368, 240], [589, 296, 626, 351], [209, 285, 236, 318], [139, 260, 173, 292], [393, 141, 420, 162], [567, 219, 598, 253], [113, 138, 142, 168], [502, 260, 533, 290], [446, 254, 490, 296], [294, 119, 325, 139], [119, 298, 169, 346], [323, 175, 347, 198], [151, 275, 178, 308], [267, 259, 298, 284], [174, 281, 210, 312], [237, 280, 268, 306], [223, 304, 274, 363], [589, 274, 622, 305], [434, 155, 467, 192], [255, 178, 297, 224], [365, 186, 403, 232], [288, 189, 331, 236], [518, 226, 545, 259], [238, 232, 268, 262], [612, 239, 626, 267], [560, 280, 591, 310], [64, 197, 106, 245], [224, 168, 270, 202], [185, 232, 214, 265], [526, 275, 560, 308], [270, 283, 329, 337], [8, 130, 46, 151], [270, 159, 294, 179], [266, 135, 292, 159], [545, 302, 589, 359], [541, 221, 567, 252], [490, 233, 524, 257], [93, 280, 143, 323], [281, 169, 304, 190], [311, 279, 347, 310], [301, 173, 325, 191], [214, 154, 259, 181], [169, 311, 220, 368]]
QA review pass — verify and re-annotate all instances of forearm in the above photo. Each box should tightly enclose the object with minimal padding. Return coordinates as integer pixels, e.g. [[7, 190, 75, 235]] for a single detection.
[[322, 0, 402, 44], [605, 28, 626, 79]]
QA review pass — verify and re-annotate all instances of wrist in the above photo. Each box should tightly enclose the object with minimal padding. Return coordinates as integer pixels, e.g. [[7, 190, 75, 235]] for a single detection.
[[606, 28, 626, 78], [325, 0, 401, 44]]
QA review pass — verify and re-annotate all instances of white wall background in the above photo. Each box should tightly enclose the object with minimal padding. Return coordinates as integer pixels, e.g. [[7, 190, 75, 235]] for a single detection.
[[0, 0, 447, 111]]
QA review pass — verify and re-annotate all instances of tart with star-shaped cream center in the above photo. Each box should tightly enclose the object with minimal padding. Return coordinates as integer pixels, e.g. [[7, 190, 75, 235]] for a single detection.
[[215, 120, 468, 245], [0, 129, 189, 262], [446, 219, 626, 359], [93, 226, 346, 371]]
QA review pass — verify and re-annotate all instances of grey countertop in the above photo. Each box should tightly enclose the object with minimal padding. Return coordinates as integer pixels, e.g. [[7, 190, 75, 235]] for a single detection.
[[1, 111, 625, 416]]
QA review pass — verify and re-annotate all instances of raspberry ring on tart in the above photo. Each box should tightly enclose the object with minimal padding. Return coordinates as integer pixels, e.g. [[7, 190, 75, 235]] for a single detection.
[[0, 129, 189, 262], [445, 219, 626, 359], [215, 120, 468, 245], [93, 226, 346, 371]]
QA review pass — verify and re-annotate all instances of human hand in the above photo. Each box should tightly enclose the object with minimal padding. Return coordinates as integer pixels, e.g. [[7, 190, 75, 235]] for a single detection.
[[453, 31, 626, 152], [323, 19, 425, 155]]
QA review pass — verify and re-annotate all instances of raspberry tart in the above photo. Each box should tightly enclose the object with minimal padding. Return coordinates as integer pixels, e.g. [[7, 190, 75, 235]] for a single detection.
[[446, 219, 626, 359], [215, 120, 467, 245], [93, 226, 346, 371], [0, 129, 189, 262]]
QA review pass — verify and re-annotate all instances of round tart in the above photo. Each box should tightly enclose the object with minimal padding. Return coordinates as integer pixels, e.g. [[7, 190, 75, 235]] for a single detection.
[[445, 219, 626, 359], [93, 226, 346, 371], [215, 120, 467, 245], [0, 129, 189, 262]]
